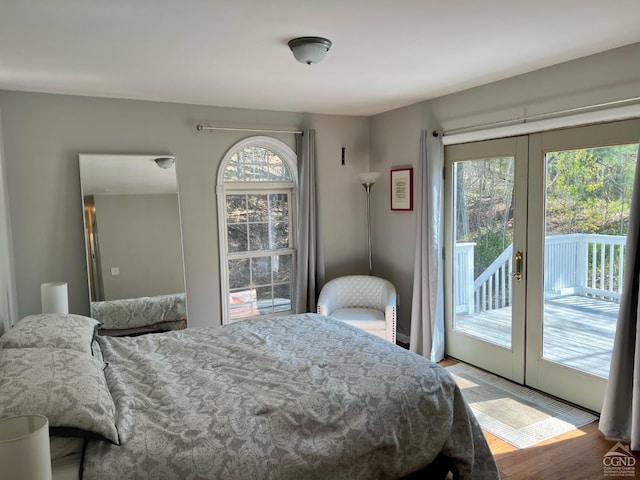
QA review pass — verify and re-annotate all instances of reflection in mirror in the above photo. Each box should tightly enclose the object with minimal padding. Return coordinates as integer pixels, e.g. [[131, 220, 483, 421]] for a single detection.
[[79, 154, 186, 332]]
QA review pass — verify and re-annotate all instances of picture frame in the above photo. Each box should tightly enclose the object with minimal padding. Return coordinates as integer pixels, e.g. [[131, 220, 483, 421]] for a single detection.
[[390, 168, 414, 211]]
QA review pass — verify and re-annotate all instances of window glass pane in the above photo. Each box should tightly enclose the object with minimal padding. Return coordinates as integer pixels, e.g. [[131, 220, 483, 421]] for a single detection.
[[229, 288, 258, 321], [223, 146, 292, 183], [269, 162, 288, 181], [245, 163, 260, 182], [249, 223, 269, 251], [452, 157, 514, 349], [271, 222, 289, 249], [226, 195, 247, 224], [273, 254, 291, 283], [224, 155, 240, 181], [251, 257, 271, 286], [542, 143, 638, 377], [228, 258, 250, 289], [273, 283, 291, 313], [269, 194, 288, 221], [227, 225, 248, 253], [256, 286, 273, 313], [248, 195, 269, 222]]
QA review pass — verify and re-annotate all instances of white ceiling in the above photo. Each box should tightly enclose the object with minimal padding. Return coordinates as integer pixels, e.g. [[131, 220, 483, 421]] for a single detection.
[[1, 0, 639, 116]]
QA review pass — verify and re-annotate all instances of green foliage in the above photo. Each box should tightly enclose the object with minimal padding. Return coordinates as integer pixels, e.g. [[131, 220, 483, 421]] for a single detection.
[[473, 232, 511, 278], [455, 143, 638, 276], [546, 144, 637, 235]]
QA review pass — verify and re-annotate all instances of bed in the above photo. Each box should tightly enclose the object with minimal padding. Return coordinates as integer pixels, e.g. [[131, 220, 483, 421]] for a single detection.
[[0, 312, 499, 479], [90, 293, 187, 336]]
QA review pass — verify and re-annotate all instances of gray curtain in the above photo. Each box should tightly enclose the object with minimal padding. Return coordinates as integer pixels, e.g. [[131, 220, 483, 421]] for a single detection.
[[410, 130, 445, 362], [599, 145, 640, 450], [295, 129, 325, 313], [0, 108, 18, 335]]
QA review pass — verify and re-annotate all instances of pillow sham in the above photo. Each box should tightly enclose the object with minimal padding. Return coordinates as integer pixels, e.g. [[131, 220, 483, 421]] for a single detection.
[[0, 347, 119, 444], [0, 314, 101, 355]]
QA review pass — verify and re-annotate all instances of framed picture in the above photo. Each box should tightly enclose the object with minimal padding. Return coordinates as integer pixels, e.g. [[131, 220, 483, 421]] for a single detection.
[[390, 168, 413, 211]]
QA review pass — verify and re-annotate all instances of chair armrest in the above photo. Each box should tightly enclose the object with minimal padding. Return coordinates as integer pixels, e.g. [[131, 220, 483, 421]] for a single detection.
[[383, 285, 397, 310], [317, 282, 338, 315], [383, 283, 397, 344]]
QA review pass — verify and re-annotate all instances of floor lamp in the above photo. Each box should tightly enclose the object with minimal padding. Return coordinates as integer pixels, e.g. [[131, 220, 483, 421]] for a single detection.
[[359, 172, 381, 275]]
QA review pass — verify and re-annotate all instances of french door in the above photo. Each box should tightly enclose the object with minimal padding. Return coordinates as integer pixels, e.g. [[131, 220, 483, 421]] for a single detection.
[[444, 119, 640, 412]]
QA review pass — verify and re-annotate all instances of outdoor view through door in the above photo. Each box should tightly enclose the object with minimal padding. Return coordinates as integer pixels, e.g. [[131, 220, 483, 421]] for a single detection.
[[445, 119, 640, 412], [542, 143, 637, 377], [452, 145, 637, 376], [452, 156, 515, 350]]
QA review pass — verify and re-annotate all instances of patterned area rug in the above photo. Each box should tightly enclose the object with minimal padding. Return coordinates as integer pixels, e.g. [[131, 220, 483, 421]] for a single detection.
[[447, 363, 598, 449]]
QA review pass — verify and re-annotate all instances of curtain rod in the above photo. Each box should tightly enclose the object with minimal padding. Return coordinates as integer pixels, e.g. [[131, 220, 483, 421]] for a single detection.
[[196, 124, 303, 135], [434, 97, 640, 137]]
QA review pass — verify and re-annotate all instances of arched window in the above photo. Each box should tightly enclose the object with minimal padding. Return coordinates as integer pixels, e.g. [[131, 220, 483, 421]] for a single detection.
[[216, 136, 297, 324]]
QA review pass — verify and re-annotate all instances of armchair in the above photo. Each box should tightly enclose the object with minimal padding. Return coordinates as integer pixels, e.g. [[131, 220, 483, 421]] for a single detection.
[[317, 275, 397, 343]]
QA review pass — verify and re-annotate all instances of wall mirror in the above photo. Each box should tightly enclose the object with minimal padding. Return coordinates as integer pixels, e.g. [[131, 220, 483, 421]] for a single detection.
[[79, 154, 186, 324]]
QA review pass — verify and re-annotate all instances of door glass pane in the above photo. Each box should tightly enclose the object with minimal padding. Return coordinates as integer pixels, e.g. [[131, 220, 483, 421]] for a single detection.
[[452, 157, 515, 348], [543, 143, 638, 377]]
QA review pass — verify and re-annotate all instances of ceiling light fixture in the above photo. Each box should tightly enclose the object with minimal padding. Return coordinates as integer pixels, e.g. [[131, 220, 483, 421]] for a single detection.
[[154, 157, 175, 169], [288, 37, 332, 65]]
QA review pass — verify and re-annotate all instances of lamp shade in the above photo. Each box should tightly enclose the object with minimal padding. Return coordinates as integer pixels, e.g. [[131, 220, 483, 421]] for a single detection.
[[358, 171, 381, 185], [288, 37, 332, 65], [154, 157, 175, 169], [0, 415, 52, 480], [41, 282, 68, 314]]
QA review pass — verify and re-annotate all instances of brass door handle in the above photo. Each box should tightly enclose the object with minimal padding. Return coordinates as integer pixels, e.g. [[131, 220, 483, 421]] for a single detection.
[[512, 250, 523, 281]]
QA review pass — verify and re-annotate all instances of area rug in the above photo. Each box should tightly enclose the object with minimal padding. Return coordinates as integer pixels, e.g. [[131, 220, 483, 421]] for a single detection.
[[447, 363, 598, 449]]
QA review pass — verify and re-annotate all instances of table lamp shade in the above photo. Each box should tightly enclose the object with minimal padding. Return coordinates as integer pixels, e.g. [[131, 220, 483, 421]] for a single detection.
[[41, 282, 69, 314], [0, 415, 52, 480]]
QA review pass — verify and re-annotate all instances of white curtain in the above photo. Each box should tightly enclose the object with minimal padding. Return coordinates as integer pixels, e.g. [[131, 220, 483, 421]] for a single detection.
[[0, 108, 18, 334], [599, 144, 640, 450], [410, 130, 445, 362], [295, 129, 325, 313]]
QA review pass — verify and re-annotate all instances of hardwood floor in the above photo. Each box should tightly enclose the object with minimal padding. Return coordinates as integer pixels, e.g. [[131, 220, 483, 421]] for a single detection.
[[488, 422, 640, 480], [438, 359, 640, 479]]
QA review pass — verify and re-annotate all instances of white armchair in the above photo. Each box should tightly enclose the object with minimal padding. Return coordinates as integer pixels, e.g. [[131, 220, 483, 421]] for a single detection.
[[317, 275, 397, 343]]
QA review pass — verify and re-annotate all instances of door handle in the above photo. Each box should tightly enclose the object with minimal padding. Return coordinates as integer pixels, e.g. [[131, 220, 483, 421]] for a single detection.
[[512, 250, 523, 281]]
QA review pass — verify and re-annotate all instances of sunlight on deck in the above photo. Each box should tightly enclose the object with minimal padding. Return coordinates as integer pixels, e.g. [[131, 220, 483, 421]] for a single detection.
[[454, 295, 617, 378]]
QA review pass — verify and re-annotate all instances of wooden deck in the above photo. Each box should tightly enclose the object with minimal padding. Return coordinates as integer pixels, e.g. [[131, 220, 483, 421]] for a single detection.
[[454, 295, 618, 378]]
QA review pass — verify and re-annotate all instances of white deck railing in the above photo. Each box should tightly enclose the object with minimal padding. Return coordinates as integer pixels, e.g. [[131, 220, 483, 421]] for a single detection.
[[455, 233, 626, 315]]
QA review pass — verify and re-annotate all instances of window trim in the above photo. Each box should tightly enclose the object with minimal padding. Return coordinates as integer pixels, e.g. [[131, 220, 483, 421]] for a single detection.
[[216, 136, 298, 325]]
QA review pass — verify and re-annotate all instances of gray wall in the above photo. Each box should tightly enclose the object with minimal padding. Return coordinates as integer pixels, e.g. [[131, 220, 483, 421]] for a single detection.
[[370, 42, 640, 336], [94, 193, 184, 301], [1, 42, 638, 334], [0, 93, 370, 327]]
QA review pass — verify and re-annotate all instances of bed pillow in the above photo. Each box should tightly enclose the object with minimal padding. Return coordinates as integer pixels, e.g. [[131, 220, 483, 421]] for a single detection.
[[0, 347, 119, 444], [50, 437, 85, 460], [0, 314, 101, 355]]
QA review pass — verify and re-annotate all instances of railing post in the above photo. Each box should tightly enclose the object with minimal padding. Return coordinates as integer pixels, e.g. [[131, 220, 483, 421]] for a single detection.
[[466, 244, 475, 314], [454, 243, 476, 315], [576, 234, 587, 296]]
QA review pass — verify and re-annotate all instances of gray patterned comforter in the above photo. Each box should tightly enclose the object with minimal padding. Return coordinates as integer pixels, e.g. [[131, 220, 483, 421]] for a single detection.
[[90, 293, 186, 330], [83, 314, 499, 479]]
